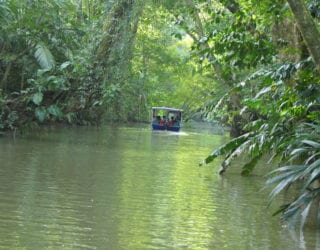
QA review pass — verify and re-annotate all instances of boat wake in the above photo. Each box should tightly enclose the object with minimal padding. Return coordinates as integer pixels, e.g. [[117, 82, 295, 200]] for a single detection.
[[152, 130, 188, 136]]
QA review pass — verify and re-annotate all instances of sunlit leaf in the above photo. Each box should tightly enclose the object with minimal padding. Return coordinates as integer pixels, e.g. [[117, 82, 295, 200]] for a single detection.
[[267, 165, 305, 176], [60, 61, 71, 70], [47, 105, 62, 118], [35, 107, 47, 122], [32, 92, 43, 105], [303, 168, 320, 189], [301, 139, 320, 149], [35, 43, 55, 69], [266, 165, 305, 201]]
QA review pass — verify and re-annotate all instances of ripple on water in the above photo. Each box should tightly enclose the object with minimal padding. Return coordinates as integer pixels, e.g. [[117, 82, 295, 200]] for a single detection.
[[0, 126, 318, 249]]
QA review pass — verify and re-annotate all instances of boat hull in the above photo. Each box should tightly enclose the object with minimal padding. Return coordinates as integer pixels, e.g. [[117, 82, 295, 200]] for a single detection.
[[167, 126, 180, 132], [152, 124, 181, 132], [152, 124, 166, 131]]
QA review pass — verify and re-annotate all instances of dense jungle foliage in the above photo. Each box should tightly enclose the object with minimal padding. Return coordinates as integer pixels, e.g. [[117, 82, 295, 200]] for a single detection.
[[1, 0, 320, 228]]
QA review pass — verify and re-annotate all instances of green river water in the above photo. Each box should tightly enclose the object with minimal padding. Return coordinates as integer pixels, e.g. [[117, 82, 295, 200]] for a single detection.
[[0, 124, 319, 249]]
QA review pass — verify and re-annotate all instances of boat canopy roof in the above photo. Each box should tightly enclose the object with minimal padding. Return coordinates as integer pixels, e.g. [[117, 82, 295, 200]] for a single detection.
[[152, 106, 183, 112]]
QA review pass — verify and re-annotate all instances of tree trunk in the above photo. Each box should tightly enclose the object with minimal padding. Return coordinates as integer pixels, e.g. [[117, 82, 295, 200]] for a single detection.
[[1, 62, 12, 91], [287, 0, 320, 71], [96, 0, 144, 120], [97, 0, 143, 77]]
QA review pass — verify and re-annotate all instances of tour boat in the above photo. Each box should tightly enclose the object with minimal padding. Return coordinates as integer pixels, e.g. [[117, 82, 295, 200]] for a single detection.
[[151, 107, 183, 132]]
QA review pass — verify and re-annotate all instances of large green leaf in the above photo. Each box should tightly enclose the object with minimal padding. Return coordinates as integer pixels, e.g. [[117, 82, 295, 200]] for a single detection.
[[47, 105, 63, 118], [35, 107, 47, 123], [35, 43, 55, 69], [32, 92, 43, 105], [60, 61, 71, 70]]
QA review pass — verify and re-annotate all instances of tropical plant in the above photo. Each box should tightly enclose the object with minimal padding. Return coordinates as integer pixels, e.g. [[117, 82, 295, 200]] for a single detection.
[[198, 0, 320, 228], [0, 0, 106, 129], [266, 122, 320, 228]]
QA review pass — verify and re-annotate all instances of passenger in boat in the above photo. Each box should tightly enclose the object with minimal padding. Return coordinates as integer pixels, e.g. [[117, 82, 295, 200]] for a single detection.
[[169, 116, 175, 126], [159, 116, 166, 126]]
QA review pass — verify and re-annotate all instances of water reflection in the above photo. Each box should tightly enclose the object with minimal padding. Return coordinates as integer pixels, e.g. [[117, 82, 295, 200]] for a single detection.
[[0, 125, 318, 249]]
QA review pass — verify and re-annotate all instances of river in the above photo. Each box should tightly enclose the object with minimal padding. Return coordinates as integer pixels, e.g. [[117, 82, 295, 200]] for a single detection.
[[0, 124, 318, 249]]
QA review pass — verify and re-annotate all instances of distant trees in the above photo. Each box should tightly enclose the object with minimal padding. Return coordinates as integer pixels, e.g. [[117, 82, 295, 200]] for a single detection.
[[0, 0, 215, 128]]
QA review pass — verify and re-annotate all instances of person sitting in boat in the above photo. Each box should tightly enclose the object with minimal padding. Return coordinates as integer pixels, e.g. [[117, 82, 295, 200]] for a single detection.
[[154, 116, 162, 125], [169, 116, 175, 126], [159, 116, 166, 126]]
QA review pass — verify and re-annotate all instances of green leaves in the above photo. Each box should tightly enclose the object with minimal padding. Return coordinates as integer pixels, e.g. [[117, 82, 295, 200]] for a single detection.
[[264, 122, 320, 228], [266, 165, 306, 201], [34, 105, 62, 123]]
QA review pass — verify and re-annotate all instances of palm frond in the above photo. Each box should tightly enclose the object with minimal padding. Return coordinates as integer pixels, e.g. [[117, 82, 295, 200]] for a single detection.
[[241, 154, 263, 176], [301, 139, 320, 149], [199, 132, 253, 166], [0, 3, 13, 24], [218, 138, 252, 174], [266, 165, 305, 201], [302, 164, 320, 190], [300, 202, 312, 230], [280, 189, 319, 229]]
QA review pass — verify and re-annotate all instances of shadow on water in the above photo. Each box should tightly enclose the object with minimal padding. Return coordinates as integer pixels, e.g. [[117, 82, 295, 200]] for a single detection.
[[0, 124, 318, 249]]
